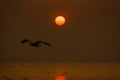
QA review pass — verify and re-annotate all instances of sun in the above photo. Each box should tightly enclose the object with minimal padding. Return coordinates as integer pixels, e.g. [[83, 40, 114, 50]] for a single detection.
[[55, 16, 65, 26]]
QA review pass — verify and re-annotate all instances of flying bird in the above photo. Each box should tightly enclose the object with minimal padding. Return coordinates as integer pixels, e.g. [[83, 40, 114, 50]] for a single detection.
[[21, 39, 51, 47], [58, 72, 67, 76]]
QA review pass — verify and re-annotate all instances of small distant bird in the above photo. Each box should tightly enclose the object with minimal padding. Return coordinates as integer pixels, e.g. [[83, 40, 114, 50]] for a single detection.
[[58, 72, 67, 76], [21, 39, 51, 47]]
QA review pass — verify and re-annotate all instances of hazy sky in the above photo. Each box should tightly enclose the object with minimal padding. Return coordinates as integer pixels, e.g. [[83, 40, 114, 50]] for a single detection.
[[0, 0, 120, 62]]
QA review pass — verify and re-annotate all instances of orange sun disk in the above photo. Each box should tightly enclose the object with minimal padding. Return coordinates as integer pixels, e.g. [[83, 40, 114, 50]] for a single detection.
[[55, 16, 65, 26]]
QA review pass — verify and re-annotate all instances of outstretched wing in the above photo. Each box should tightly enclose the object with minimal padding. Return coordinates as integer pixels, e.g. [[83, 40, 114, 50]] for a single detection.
[[35, 41, 51, 46], [21, 39, 29, 44]]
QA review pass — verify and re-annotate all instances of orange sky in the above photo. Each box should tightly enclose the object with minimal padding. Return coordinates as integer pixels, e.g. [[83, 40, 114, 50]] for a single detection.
[[0, 0, 120, 62]]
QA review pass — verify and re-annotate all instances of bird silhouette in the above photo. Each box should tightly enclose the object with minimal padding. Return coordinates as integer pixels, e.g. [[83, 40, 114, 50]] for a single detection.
[[21, 39, 51, 47], [58, 72, 67, 76]]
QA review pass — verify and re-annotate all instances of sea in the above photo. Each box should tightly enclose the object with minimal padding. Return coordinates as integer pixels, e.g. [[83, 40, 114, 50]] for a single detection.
[[0, 62, 120, 80]]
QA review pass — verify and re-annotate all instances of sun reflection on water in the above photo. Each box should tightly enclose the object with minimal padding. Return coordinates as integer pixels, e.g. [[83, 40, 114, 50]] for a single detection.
[[55, 68, 66, 80], [56, 75, 66, 80]]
